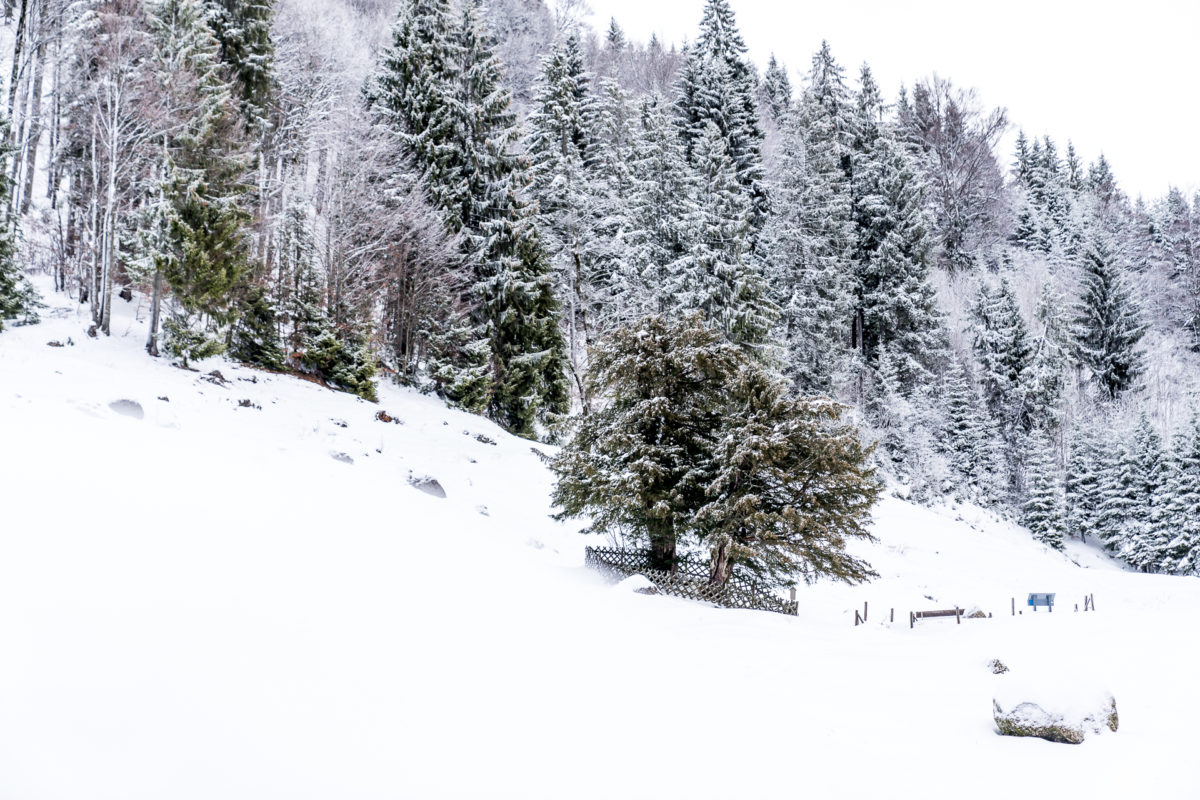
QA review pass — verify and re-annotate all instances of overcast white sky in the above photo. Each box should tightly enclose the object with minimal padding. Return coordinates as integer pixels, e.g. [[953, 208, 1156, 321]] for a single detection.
[[582, 0, 1200, 201]]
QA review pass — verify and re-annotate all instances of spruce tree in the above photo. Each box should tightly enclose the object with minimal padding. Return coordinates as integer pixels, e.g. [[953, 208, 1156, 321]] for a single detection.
[[607, 97, 692, 325], [941, 358, 1002, 502], [853, 126, 945, 385], [1160, 414, 1200, 575], [366, 0, 569, 435], [1024, 434, 1066, 550], [1070, 237, 1146, 399], [762, 47, 855, 394], [761, 53, 791, 123], [552, 312, 881, 588], [1065, 423, 1106, 543], [1122, 414, 1168, 571], [204, 0, 276, 130], [149, 0, 251, 363], [674, 0, 767, 233], [453, 1, 568, 434], [670, 122, 774, 350], [699, 364, 881, 587], [0, 116, 35, 332], [551, 313, 740, 571], [526, 34, 599, 399]]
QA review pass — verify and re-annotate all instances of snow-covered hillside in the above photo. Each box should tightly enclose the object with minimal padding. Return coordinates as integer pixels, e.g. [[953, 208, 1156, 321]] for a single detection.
[[3, 281, 1200, 800]]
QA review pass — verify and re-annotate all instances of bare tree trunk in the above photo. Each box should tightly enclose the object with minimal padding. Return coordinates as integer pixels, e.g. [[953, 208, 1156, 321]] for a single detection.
[[19, 30, 45, 215], [5, 0, 27, 120], [708, 538, 732, 586], [146, 268, 163, 355], [46, 5, 61, 205], [647, 517, 676, 572]]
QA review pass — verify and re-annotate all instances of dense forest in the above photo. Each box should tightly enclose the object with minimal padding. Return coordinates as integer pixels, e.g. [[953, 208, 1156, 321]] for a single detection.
[[1, 0, 1198, 577]]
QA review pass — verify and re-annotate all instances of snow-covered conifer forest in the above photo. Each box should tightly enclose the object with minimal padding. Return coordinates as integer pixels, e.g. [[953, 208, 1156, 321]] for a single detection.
[[3, 1, 1200, 797]]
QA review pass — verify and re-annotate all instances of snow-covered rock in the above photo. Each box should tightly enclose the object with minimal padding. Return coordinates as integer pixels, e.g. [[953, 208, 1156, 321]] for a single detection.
[[993, 675, 1119, 743]]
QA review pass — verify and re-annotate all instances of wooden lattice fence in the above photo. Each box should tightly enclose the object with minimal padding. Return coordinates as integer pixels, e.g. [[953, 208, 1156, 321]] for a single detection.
[[584, 547, 799, 616]]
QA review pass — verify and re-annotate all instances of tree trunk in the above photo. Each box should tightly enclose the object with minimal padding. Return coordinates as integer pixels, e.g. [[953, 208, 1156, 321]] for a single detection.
[[646, 517, 676, 572], [709, 537, 733, 586], [19, 31, 45, 215], [146, 268, 163, 356], [5, 0, 27, 121]]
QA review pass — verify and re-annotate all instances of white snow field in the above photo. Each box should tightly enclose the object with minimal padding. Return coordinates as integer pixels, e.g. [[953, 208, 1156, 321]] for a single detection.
[[3, 280, 1200, 800]]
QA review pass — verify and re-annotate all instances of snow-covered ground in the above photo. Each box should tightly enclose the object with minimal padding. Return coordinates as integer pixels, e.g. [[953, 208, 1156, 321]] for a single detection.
[[3, 279, 1200, 799]]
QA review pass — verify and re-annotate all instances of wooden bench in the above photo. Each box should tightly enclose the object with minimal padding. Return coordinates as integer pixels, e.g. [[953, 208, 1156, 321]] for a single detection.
[[1027, 592, 1055, 612], [910, 608, 963, 628]]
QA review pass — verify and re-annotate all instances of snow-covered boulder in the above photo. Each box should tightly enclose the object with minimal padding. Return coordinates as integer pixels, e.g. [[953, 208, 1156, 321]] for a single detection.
[[615, 574, 658, 594], [993, 676, 1118, 744]]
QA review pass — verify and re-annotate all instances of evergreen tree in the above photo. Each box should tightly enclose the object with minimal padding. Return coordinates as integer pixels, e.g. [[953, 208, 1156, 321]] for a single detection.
[[699, 364, 881, 587], [761, 53, 791, 123], [941, 357, 1002, 502], [147, 0, 251, 364], [228, 284, 284, 369], [0, 116, 36, 331], [1070, 237, 1146, 399], [670, 121, 774, 349], [674, 0, 767, 233], [364, 0, 462, 224], [526, 34, 599, 400], [606, 97, 693, 325], [762, 47, 855, 394], [1065, 423, 1106, 543], [366, 0, 569, 435], [551, 313, 740, 571], [1023, 434, 1066, 550], [852, 123, 945, 385], [204, 0, 276, 130], [452, 1, 568, 434], [1159, 414, 1200, 575], [1124, 414, 1169, 571], [972, 279, 1033, 432], [552, 312, 881, 588]]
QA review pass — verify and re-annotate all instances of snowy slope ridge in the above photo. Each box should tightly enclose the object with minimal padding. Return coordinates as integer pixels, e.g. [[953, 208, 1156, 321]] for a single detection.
[[3, 280, 1200, 800]]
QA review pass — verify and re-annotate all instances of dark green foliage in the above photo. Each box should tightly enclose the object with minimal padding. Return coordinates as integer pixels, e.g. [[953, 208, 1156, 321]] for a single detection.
[[760, 53, 791, 123], [0, 115, 37, 331], [700, 366, 881, 586], [552, 313, 881, 589], [852, 125, 946, 384], [366, 0, 568, 435], [1023, 435, 1066, 550], [228, 284, 284, 369], [675, 0, 767, 234], [302, 328, 378, 402], [1065, 423, 1106, 543], [552, 313, 737, 571], [941, 358, 1003, 503], [159, 170, 249, 323], [1071, 238, 1145, 399], [204, 0, 276, 129], [163, 309, 225, 367]]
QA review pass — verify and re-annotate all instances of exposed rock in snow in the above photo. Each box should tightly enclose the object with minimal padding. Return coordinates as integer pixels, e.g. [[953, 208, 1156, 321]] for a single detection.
[[994, 684, 1118, 744]]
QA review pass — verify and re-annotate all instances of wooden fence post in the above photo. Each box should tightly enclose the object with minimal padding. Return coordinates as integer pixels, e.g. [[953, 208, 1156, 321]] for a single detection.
[[863, 601, 868, 623], [910, 611, 915, 629], [956, 607, 961, 625], [890, 608, 894, 623], [1011, 597, 1015, 616]]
